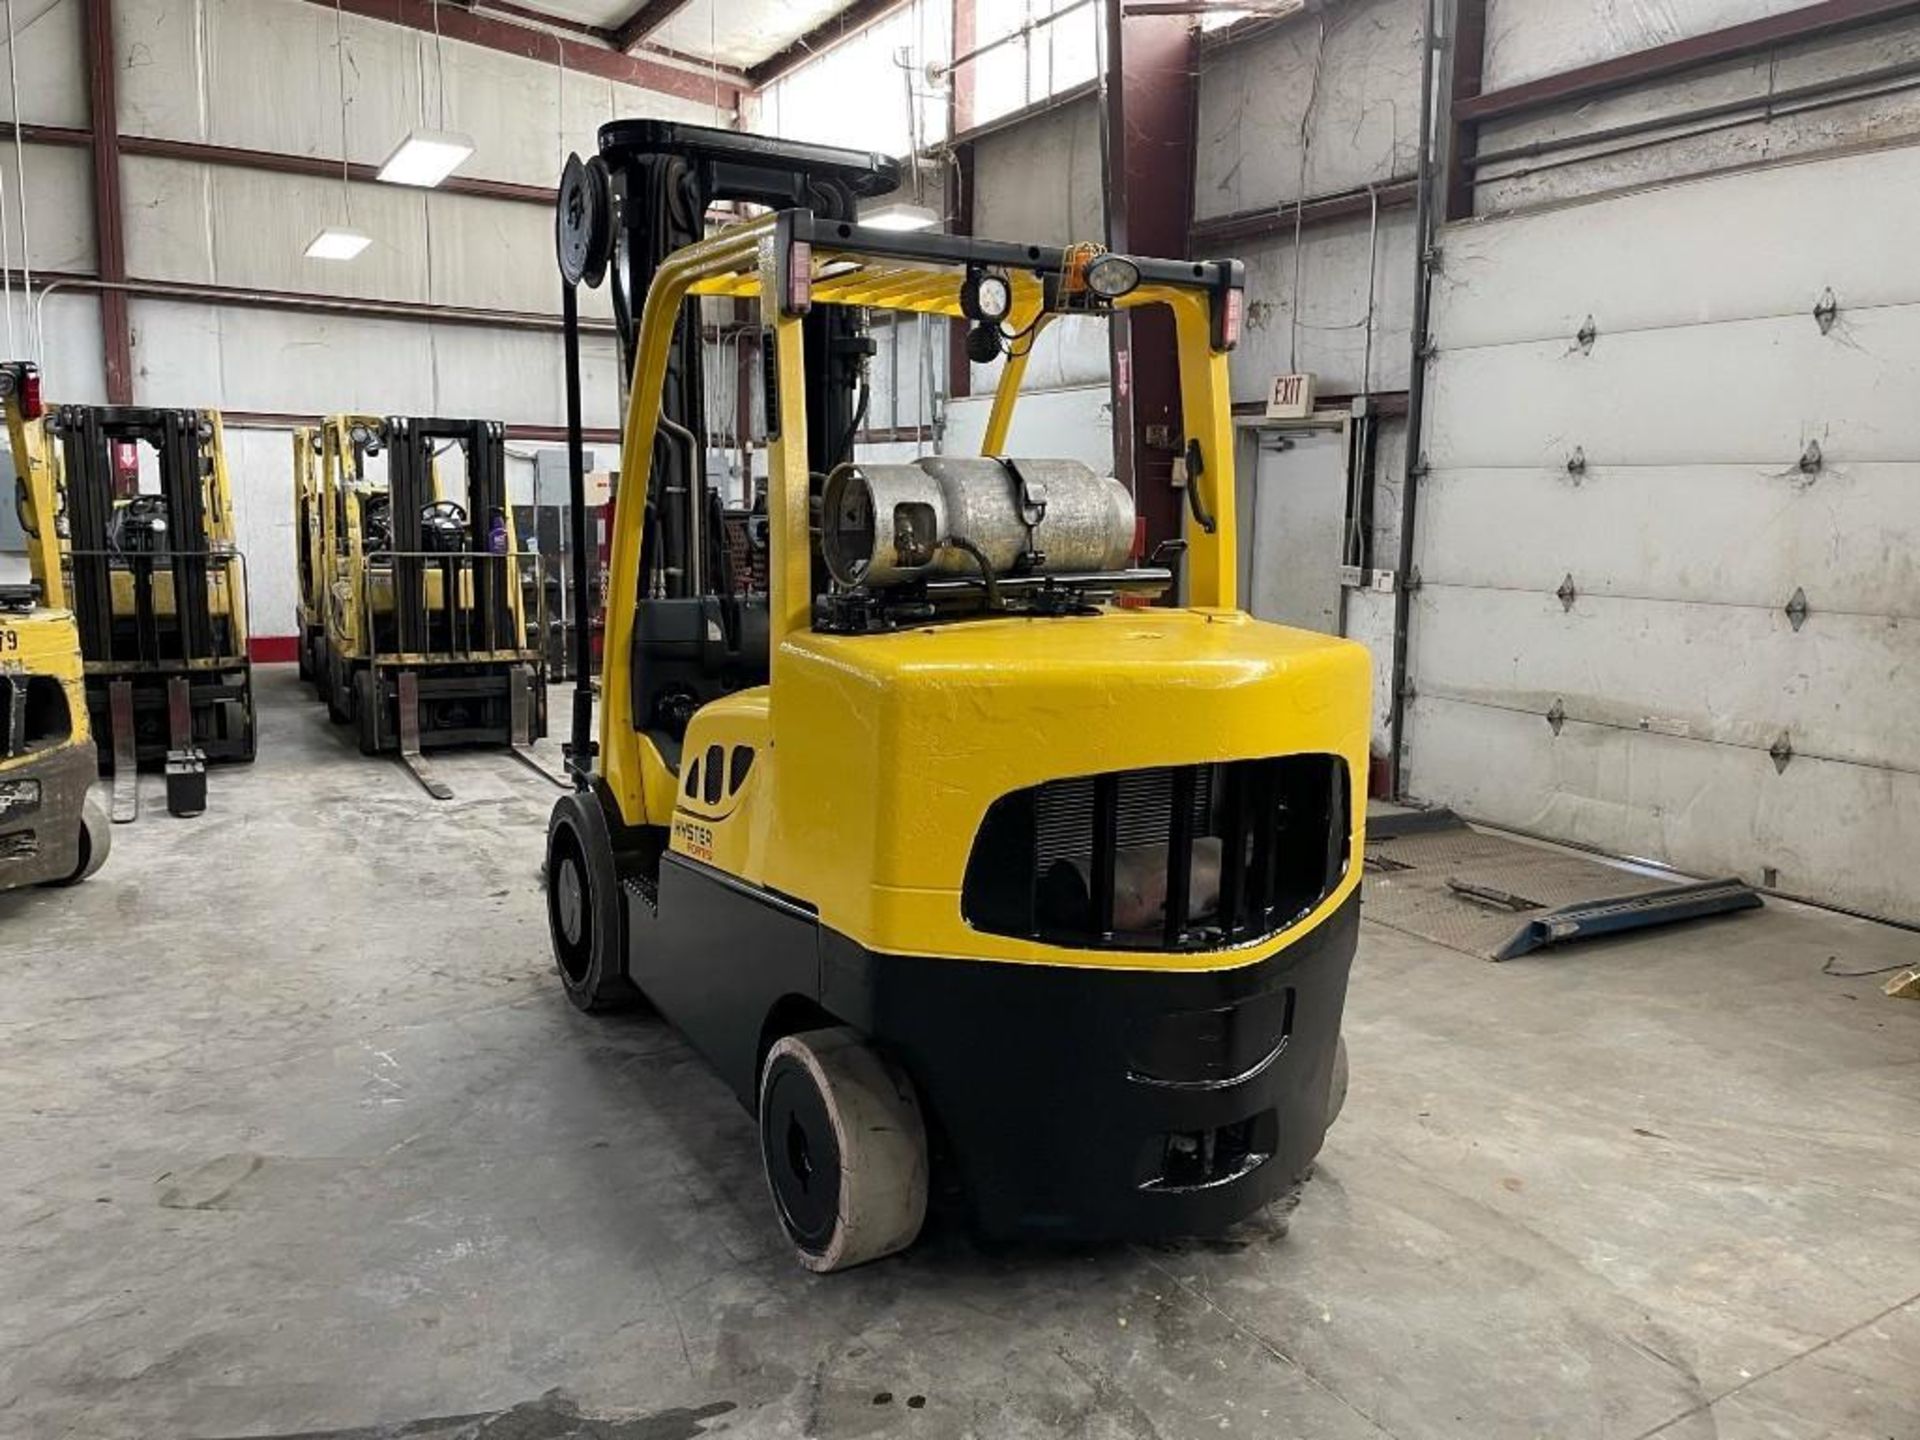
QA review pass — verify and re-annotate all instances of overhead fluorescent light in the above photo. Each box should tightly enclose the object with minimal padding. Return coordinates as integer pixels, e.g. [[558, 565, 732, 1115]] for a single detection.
[[862, 201, 941, 232], [304, 226, 372, 261], [377, 128, 475, 188]]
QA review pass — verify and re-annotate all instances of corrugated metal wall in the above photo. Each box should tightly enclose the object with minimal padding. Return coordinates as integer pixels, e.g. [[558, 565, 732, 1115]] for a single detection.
[[1413, 9, 1920, 923]]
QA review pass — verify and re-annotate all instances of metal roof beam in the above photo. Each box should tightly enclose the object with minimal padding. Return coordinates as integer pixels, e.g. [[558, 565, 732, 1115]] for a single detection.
[[609, 0, 698, 52], [300, 0, 740, 110]]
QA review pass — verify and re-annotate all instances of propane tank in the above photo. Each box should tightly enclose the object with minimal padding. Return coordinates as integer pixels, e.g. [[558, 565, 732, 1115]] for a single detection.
[[820, 457, 1135, 588]]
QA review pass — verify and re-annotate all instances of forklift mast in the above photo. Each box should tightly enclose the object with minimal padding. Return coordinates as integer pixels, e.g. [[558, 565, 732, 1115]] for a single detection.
[[382, 416, 512, 657], [59, 406, 219, 667], [595, 121, 901, 601]]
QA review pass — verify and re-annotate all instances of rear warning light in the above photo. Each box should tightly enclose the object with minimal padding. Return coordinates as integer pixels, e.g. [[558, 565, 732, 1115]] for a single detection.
[[0, 363, 42, 418], [1221, 288, 1244, 350], [786, 239, 812, 315]]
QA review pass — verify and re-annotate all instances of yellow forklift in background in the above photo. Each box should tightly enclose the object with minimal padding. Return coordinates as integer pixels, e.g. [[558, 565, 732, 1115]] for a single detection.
[[292, 423, 327, 693], [2, 375, 254, 820], [0, 364, 109, 889], [311, 412, 550, 798], [543, 124, 1365, 1271]]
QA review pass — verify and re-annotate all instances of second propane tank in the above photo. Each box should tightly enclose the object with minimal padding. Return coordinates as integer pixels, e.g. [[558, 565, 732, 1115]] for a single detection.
[[820, 456, 1136, 588]]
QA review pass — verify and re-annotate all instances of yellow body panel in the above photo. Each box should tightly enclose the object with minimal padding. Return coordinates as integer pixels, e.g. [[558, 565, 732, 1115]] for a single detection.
[[293, 427, 324, 635], [617, 218, 1369, 973], [0, 606, 90, 762], [5, 389, 67, 611], [666, 609, 1369, 968], [103, 568, 244, 619], [668, 688, 772, 876]]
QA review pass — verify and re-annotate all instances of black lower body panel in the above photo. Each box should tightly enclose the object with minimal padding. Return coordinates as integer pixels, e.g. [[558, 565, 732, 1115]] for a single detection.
[[625, 849, 1358, 1243], [627, 853, 819, 1104], [821, 893, 1359, 1240]]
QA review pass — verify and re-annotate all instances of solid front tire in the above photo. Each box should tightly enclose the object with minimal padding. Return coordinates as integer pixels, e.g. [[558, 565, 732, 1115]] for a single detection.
[[545, 791, 637, 1013], [47, 798, 110, 886], [759, 1027, 928, 1273], [324, 654, 350, 725], [1326, 1033, 1349, 1129], [352, 670, 380, 756]]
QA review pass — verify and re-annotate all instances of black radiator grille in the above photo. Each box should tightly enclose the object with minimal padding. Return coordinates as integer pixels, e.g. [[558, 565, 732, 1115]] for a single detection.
[[963, 754, 1350, 952]]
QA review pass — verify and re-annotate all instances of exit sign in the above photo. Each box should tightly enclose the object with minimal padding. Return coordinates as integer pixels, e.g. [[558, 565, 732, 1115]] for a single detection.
[[1266, 371, 1317, 420]]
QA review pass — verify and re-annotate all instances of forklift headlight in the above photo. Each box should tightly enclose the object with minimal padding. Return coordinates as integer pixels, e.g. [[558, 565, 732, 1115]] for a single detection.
[[0, 778, 41, 816], [1084, 253, 1141, 301]]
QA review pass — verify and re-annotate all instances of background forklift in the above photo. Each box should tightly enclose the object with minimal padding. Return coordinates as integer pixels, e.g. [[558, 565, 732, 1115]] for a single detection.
[[311, 412, 550, 798], [543, 124, 1367, 1272], [0, 363, 109, 888], [292, 424, 326, 692], [3, 378, 253, 820]]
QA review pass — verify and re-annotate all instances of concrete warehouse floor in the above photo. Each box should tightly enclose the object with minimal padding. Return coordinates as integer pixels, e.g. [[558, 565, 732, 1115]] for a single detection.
[[3, 667, 1918, 1440]]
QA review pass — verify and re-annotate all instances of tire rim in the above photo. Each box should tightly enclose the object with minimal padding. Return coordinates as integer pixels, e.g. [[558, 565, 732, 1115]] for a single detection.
[[548, 828, 593, 983], [761, 1057, 841, 1254]]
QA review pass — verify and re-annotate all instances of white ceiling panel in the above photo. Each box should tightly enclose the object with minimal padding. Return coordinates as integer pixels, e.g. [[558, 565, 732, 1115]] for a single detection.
[[510, 0, 635, 25], [651, 0, 850, 69]]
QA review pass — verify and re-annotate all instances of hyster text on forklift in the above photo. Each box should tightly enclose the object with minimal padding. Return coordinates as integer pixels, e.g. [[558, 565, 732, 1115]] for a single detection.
[[544, 123, 1367, 1272], [0, 364, 110, 888]]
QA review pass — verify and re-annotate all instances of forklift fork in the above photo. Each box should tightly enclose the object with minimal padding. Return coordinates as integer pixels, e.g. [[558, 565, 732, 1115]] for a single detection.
[[505, 665, 567, 790], [394, 669, 453, 801], [107, 679, 138, 823], [164, 675, 207, 818]]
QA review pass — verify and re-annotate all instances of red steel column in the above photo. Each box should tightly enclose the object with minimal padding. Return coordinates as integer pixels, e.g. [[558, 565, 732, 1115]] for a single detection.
[[945, 0, 976, 402], [1102, 2, 1195, 560], [85, 0, 132, 402], [1444, 0, 1488, 222]]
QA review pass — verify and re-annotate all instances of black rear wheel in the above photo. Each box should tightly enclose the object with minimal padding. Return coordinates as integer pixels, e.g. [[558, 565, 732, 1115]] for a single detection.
[[546, 790, 638, 1013], [758, 1027, 927, 1272]]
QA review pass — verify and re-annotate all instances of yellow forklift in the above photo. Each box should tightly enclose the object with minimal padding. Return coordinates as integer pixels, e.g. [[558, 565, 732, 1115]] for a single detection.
[[543, 125, 1366, 1271], [3, 377, 254, 820], [0, 364, 109, 888], [311, 412, 550, 798], [292, 423, 327, 693]]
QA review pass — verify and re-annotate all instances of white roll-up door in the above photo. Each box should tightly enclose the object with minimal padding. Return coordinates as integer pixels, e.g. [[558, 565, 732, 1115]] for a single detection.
[[1410, 143, 1920, 923]]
